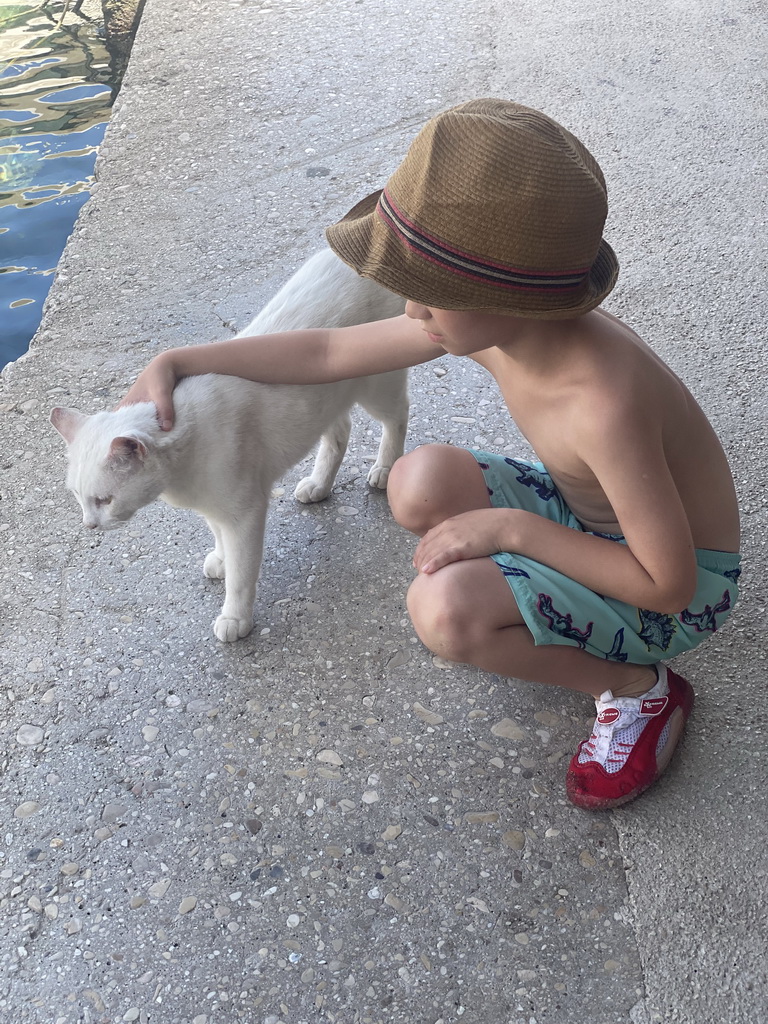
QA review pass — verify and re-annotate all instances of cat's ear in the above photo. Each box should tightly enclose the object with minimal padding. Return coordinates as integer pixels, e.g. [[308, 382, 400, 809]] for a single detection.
[[50, 407, 88, 443], [108, 436, 148, 463]]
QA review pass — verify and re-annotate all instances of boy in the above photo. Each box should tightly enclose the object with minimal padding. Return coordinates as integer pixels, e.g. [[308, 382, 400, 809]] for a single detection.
[[121, 99, 740, 810]]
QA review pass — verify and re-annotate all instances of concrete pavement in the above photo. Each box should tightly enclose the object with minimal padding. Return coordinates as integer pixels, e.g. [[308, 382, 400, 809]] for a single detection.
[[1, 0, 765, 1021]]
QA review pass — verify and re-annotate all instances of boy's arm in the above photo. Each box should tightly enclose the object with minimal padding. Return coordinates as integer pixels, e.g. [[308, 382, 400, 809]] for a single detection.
[[416, 407, 699, 614], [120, 315, 440, 428]]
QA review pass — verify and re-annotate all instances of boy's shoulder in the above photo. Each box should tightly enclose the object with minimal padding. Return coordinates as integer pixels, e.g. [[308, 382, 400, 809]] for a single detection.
[[476, 307, 685, 440], [477, 308, 656, 384]]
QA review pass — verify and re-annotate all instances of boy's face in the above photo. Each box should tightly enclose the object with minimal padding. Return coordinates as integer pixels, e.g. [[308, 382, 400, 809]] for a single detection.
[[405, 301, 516, 356]]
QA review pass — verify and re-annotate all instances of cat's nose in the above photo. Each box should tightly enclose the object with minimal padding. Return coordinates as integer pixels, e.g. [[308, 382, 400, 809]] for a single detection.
[[83, 519, 98, 530]]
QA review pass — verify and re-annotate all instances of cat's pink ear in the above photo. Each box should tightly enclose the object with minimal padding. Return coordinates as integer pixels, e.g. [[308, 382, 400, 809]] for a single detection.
[[108, 436, 148, 462], [50, 407, 88, 443]]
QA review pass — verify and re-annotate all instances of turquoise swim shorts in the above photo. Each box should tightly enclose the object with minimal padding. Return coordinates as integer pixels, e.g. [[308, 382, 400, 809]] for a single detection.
[[470, 450, 741, 665]]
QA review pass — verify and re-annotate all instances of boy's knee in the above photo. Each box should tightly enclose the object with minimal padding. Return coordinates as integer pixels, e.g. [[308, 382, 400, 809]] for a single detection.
[[388, 444, 473, 534], [406, 571, 482, 664], [387, 446, 440, 533]]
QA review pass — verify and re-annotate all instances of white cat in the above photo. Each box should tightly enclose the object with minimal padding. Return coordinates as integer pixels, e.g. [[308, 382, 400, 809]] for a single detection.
[[50, 248, 409, 641]]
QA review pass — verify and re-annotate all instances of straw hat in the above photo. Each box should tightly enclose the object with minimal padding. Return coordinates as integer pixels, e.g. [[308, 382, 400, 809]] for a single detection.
[[325, 99, 619, 318]]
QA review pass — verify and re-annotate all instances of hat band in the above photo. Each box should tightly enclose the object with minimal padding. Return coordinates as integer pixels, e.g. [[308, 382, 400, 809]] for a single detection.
[[378, 189, 589, 294]]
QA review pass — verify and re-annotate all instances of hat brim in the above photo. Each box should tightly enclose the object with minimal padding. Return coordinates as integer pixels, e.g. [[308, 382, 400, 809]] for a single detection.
[[326, 190, 619, 319]]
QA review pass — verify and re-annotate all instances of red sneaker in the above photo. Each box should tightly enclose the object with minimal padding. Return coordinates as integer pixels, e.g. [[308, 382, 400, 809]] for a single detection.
[[566, 664, 694, 810]]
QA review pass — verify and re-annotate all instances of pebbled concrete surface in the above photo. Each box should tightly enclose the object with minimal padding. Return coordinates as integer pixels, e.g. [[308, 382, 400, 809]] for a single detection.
[[1, 1, 765, 1022]]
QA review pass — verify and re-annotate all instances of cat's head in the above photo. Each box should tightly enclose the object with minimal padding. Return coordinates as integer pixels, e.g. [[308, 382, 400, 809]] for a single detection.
[[50, 405, 165, 530]]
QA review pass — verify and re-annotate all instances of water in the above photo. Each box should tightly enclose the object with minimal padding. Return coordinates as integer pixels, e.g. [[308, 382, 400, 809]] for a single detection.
[[0, 1, 119, 368]]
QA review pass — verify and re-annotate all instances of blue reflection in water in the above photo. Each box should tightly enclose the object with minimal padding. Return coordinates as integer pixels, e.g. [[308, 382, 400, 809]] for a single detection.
[[1, 4, 116, 368], [1, 123, 107, 362]]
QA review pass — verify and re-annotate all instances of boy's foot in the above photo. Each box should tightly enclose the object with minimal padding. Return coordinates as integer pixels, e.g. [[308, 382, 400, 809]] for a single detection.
[[566, 664, 694, 810]]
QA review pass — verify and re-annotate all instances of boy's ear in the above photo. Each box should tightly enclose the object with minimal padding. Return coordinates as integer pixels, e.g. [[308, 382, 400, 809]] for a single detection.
[[108, 436, 148, 463], [50, 407, 88, 443]]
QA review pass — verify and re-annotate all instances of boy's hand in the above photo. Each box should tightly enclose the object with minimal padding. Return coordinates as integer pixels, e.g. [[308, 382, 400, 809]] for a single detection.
[[117, 351, 178, 430], [413, 509, 515, 574]]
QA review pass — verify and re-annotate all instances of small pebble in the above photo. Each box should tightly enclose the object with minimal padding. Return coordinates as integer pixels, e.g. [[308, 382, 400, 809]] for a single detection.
[[491, 718, 526, 740], [178, 897, 197, 915], [316, 749, 343, 766], [361, 790, 380, 804], [16, 725, 44, 746], [387, 649, 410, 669], [384, 893, 407, 912], [14, 801, 41, 819], [502, 830, 526, 851], [464, 811, 499, 824], [535, 710, 561, 726], [413, 702, 444, 725], [142, 725, 159, 742], [431, 656, 452, 670], [102, 803, 126, 823], [187, 699, 214, 713], [286, 914, 301, 928]]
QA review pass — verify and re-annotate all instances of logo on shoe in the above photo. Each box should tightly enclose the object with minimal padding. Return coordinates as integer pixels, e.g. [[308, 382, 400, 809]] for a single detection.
[[640, 695, 669, 716], [597, 707, 621, 725]]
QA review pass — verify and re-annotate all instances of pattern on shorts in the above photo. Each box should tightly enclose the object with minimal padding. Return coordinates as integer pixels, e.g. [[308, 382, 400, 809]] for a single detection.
[[469, 449, 742, 665], [637, 610, 678, 652], [680, 590, 732, 633], [537, 594, 593, 649], [503, 458, 559, 502]]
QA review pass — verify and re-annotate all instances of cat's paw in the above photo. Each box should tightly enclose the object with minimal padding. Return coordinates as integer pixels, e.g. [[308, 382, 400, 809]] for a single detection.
[[213, 614, 253, 642], [367, 463, 392, 490], [204, 551, 226, 579], [294, 475, 333, 504]]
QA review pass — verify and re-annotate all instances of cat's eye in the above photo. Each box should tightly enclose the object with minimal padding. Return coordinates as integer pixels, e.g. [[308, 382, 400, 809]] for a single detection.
[[94, 496, 113, 508]]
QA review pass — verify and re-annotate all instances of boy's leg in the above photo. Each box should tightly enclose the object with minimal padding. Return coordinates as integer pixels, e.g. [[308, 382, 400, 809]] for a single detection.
[[388, 445, 694, 809], [405, 556, 693, 809], [406, 556, 655, 699], [388, 445, 655, 697]]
